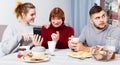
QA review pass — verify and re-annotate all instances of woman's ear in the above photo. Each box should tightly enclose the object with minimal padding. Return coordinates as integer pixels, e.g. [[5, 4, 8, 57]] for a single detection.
[[21, 13, 26, 18]]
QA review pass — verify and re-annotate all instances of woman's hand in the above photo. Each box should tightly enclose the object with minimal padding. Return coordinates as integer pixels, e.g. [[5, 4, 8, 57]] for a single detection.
[[43, 23, 50, 29], [51, 31, 59, 42], [32, 34, 43, 46], [22, 33, 32, 42]]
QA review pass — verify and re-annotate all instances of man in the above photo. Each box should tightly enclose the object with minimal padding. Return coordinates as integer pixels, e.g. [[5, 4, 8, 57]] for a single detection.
[[68, 5, 120, 53]]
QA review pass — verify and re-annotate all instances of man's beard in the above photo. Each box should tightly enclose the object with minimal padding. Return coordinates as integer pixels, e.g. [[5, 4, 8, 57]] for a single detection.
[[93, 23, 106, 30]]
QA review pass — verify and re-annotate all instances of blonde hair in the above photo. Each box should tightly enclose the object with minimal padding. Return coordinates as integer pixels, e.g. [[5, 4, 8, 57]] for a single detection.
[[14, 1, 35, 19]]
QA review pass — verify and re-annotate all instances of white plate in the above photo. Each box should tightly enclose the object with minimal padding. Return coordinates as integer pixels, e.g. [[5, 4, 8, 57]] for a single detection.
[[20, 55, 50, 63], [68, 51, 92, 59]]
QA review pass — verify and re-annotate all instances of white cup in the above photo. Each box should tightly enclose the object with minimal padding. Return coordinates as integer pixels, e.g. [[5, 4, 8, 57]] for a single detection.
[[48, 41, 56, 54], [31, 46, 45, 55], [31, 46, 45, 52], [72, 37, 79, 42]]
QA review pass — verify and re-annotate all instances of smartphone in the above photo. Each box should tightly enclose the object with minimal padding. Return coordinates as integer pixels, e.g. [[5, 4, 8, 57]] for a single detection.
[[33, 27, 41, 35]]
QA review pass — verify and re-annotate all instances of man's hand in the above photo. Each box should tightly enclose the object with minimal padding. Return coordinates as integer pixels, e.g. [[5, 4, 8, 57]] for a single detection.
[[69, 41, 84, 51], [68, 36, 90, 52]]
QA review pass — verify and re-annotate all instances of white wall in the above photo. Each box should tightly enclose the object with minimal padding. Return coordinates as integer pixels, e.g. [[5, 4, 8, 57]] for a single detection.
[[0, 0, 17, 25], [0, 0, 71, 26]]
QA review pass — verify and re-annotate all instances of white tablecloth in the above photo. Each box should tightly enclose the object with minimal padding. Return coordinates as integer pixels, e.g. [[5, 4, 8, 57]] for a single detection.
[[0, 49, 120, 65]]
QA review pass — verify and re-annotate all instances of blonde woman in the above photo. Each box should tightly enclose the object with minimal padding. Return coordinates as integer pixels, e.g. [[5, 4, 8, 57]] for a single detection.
[[0, 1, 40, 56]]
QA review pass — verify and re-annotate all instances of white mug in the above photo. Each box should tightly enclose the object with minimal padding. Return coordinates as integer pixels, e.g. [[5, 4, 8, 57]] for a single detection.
[[72, 37, 79, 42], [31, 46, 45, 53]]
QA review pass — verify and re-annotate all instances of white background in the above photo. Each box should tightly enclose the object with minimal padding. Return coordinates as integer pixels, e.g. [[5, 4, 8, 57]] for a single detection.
[[0, 0, 71, 26]]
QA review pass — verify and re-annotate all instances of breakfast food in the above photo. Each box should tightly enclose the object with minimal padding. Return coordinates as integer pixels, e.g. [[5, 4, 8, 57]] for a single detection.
[[19, 46, 30, 51], [30, 54, 48, 61], [94, 54, 103, 60], [22, 53, 48, 61], [69, 51, 92, 58]]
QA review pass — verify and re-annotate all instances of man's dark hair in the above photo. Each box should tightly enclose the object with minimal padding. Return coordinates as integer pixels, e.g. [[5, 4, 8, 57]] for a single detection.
[[89, 5, 104, 16]]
